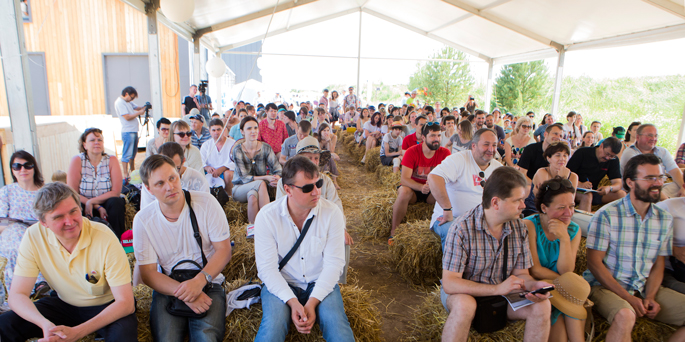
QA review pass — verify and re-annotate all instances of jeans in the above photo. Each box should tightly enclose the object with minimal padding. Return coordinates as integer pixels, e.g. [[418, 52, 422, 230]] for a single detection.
[[0, 292, 137, 341], [120, 132, 139, 163], [431, 218, 453, 251], [150, 285, 226, 342], [255, 283, 354, 342]]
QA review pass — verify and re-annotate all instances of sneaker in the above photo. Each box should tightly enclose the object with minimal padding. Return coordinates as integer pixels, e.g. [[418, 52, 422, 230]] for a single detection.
[[388, 236, 394, 246], [246, 224, 255, 238], [30, 281, 51, 300]]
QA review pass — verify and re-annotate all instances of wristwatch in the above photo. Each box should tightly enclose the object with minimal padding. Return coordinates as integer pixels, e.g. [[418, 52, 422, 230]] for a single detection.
[[200, 271, 212, 285], [443, 207, 452, 212]]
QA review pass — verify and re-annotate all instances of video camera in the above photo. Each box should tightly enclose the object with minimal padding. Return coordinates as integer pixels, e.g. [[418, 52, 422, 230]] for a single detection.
[[198, 80, 209, 94], [139, 102, 152, 135]]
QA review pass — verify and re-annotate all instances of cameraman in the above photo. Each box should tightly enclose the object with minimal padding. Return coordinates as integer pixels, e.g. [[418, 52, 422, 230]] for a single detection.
[[115, 86, 146, 179], [196, 81, 213, 124]]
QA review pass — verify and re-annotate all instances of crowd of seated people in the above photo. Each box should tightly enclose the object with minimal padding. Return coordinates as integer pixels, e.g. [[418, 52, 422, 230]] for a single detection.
[[4, 84, 685, 342]]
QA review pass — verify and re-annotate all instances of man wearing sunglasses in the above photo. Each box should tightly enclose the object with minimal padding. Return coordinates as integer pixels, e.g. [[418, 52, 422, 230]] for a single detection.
[[568, 137, 626, 212], [620, 124, 684, 199], [428, 129, 502, 249], [585, 154, 685, 341], [275, 136, 353, 283], [391, 122, 450, 243], [254, 156, 354, 341]]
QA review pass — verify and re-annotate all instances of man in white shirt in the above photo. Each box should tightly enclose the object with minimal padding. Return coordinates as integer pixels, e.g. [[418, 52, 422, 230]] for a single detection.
[[620, 124, 684, 198], [440, 115, 457, 147], [140, 142, 210, 209], [428, 128, 503, 249], [254, 156, 354, 342], [201, 119, 236, 195], [114, 86, 147, 178], [133, 155, 232, 342]]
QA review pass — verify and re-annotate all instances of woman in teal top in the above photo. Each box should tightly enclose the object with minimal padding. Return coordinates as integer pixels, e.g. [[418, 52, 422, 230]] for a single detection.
[[524, 177, 586, 342]]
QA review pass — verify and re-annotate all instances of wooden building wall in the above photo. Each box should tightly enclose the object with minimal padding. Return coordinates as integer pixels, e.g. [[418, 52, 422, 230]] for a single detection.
[[0, 0, 181, 118]]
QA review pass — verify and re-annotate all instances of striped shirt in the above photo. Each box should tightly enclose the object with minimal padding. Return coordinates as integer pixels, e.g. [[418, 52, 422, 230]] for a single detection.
[[191, 127, 211, 149], [443, 204, 533, 285], [583, 194, 672, 294], [78, 153, 112, 198]]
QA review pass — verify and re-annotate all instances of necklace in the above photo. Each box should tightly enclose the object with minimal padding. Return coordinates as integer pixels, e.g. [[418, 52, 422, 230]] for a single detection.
[[161, 211, 179, 221]]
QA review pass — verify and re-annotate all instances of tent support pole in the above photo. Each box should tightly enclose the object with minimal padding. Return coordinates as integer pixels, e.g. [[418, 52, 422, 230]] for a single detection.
[[146, 1, 164, 135], [678, 102, 685, 147], [356, 9, 362, 104], [0, 0, 40, 163], [551, 48, 565, 118], [193, 39, 201, 87], [484, 60, 494, 113]]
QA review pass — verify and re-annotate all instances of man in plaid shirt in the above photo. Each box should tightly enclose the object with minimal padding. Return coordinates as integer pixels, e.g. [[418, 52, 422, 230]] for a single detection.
[[440, 167, 554, 341], [585, 154, 685, 341]]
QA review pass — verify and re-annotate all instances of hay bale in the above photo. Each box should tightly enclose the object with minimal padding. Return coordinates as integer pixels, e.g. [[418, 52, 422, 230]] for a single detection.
[[365, 146, 381, 173], [223, 222, 258, 282], [134, 284, 154, 342], [389, 220, 442, 285], [574, 236, 587, 276], [375, 165, 401, 191], [223, 279, 383, 342], [359, 191, 433, 239], [406, 286, 526, 342], [225, 200, 249, 225], [124, 200, 137, 232], [0, 256, 6, 298]]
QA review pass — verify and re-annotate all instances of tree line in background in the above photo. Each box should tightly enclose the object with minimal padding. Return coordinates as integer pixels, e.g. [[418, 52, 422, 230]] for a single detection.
[[402, 46, 685, 153]]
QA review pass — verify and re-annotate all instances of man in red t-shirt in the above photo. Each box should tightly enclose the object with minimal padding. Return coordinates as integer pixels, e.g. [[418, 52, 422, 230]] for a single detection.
[[402, 115, 427, 155], [390, 122, 450, 243], [258, 103, 289, 160]]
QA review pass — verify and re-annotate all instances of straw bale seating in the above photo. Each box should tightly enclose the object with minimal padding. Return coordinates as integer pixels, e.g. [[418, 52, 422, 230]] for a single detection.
[[364, 146, 382, 173], [388, 219, 442, 285], [359, 190, 433, 239]]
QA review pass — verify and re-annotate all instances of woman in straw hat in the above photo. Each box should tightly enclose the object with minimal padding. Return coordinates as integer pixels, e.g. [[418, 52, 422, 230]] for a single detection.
[[524, 177, 590, 342]]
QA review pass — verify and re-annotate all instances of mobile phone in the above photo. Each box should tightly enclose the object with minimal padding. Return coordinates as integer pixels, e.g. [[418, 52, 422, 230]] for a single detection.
[[519, 286, 555, 297]]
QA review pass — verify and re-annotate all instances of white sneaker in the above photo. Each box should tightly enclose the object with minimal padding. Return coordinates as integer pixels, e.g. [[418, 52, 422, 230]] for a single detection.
[[246, 224, 255, 238]]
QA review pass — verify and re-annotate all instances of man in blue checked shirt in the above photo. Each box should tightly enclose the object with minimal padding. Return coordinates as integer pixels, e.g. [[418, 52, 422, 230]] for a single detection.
[[585, 153, 685, 341]]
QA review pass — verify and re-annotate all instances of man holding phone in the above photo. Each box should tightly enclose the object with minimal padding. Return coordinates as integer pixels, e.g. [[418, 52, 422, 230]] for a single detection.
[[440, 166, 553, 341], [585, 154, 685, 342]]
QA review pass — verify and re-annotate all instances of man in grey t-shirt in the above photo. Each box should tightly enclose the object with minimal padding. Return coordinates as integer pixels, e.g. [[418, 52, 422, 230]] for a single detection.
[[279, 120, 312, 165], [114, 86, 146, 178]]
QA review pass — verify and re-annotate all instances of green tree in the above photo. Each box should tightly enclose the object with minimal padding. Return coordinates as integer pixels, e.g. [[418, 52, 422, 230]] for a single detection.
[[408, 47, 474, 108], [494, 61, 550, 115]]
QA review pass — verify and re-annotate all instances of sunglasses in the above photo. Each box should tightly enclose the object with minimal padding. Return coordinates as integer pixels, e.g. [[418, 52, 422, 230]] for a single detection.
[[174, 132, 192, 138], [160, 128, 170, 132], [521, 125, 532, 129], [479, 171, 485, 188], [544, 178, 574, 191], [288, 178, 324, 193], [12, 162, 35, 171], [425, 122, 440, 126]]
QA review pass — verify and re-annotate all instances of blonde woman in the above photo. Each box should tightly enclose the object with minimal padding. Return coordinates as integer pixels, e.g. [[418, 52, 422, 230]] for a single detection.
[[166, 120, 203, 172], [504, 116, 536, 167]]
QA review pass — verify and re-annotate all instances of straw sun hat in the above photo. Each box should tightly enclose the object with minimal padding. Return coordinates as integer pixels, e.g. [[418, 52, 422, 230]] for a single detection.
[[543, 272, 594, 319]]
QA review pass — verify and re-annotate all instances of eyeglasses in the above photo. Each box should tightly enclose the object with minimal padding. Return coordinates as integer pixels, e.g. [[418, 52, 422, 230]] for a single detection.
[[544, 178, 574, 191], [287, 178, 324, 193], [633, 175, 668, 183], [479, 171, 486, 188], [11, 162, 35, 171], [174, 132, 192, 138]]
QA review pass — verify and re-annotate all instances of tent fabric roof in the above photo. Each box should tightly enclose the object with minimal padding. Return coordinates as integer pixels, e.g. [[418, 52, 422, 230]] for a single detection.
[[125, 0, 685, 65]]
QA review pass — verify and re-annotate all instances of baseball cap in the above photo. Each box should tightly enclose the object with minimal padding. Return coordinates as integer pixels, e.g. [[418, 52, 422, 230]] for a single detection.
[[191, 114, 204, 122], [613, 126, 626, 139], [121, 230, 134, 254], [189, 108, 200, 116]]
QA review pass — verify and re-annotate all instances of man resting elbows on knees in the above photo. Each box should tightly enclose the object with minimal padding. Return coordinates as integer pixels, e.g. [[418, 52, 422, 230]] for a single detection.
[[0, 182, 137, 341], [254, 156, 354, 341], [441, 167, 553, 342], [584, 154, 685, 342]]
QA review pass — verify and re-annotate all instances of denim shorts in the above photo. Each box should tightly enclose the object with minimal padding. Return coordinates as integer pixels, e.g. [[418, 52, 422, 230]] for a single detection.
[[121, 132, 139, 163]]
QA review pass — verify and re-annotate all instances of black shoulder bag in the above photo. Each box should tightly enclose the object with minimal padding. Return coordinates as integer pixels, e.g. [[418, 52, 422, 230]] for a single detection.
[[162, 190, 211, 318], [278, 216, 314, 272], [472, 235, 509, 334]]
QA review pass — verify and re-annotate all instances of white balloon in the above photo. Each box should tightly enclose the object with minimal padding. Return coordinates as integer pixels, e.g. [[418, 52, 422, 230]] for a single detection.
[[206, 56, 227, 78], [160, 0, 195, 23]]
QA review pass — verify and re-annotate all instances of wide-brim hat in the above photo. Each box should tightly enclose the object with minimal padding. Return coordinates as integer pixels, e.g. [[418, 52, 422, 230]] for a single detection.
[[543, 272, 593, 319], [296, 136, 331, 167]]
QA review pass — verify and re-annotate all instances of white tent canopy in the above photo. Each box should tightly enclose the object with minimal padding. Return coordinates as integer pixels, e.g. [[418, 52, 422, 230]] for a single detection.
[[123, 0, 685, 66]]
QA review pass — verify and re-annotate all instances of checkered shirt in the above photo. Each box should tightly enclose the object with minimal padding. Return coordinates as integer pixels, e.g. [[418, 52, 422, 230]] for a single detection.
[[443, 204, 533, 285], [583, 194, 673, 294]]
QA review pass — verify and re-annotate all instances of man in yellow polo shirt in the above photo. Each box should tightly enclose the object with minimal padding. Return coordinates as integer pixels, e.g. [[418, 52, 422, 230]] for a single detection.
[[0, 182, 136, 341]]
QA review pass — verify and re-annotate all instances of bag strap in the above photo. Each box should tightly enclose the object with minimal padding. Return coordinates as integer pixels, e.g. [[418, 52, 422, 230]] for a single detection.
[[501, 234, 508, 283], [184, 190, 208, 267], [279, 216, 315, 271]]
